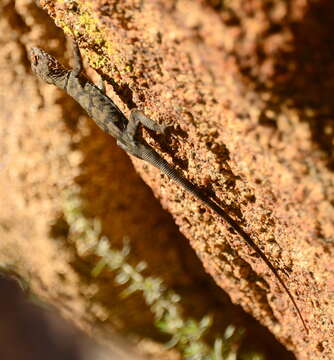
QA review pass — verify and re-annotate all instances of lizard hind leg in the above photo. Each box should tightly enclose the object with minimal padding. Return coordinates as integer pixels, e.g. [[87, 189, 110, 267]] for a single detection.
[[130, 109, 167, 138]]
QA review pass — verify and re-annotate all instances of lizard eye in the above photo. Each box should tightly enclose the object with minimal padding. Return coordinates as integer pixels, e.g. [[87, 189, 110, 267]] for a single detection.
[[31, 53, 39, 66]]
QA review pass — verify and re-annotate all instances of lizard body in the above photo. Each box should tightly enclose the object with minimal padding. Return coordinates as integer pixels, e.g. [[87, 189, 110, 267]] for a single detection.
[[30, 43, 308, 333]]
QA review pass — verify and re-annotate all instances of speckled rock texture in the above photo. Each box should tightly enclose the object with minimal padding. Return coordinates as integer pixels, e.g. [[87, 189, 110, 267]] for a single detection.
[[0, 0, 333, 359], [0, 0, 295, 359]]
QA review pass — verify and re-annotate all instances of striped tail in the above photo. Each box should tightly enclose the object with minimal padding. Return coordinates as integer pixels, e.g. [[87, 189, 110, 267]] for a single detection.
[[141, 145, 308, 333]]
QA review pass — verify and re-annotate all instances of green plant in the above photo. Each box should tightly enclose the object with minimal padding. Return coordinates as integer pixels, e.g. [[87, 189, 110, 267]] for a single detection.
[[63, 189, 263, 360]]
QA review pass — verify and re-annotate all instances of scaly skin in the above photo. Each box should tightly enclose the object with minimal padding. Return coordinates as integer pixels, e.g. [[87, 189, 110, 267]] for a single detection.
[[29, 43, 308, 333]]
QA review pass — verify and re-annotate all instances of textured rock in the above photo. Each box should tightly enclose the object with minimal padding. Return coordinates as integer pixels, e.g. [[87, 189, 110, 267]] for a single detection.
[[1, 0, 334, 359]]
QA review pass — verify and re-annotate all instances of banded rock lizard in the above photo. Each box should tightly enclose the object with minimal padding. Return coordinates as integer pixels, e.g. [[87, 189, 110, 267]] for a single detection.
[[29, 41, 308, 333]]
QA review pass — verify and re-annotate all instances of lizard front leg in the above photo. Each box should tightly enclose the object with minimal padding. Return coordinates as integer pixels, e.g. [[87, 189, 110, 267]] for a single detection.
[[96, 75, 106, 93], [71, 41, 83, 77], [72, 40, 107, 94]]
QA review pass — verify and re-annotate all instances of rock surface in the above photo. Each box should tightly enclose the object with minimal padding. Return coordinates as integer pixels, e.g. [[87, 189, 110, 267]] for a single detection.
[[1, 0, 334, 359]]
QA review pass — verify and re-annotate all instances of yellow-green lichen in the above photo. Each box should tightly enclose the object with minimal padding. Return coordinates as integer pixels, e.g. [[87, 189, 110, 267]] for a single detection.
[[77, 11, 105, 45], [52, 0, 115, 71], [54, 16, 75, 37], [82, 48, 109, 69], [124, 64, 134, 73], [48, 1, 130, 76]]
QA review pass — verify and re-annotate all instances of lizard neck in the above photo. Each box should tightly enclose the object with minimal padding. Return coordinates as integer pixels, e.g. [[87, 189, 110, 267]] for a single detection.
[[53, 70, 71, 90]]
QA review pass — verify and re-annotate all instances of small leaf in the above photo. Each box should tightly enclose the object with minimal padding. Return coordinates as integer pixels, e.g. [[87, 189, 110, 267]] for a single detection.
[[115, 272, 130, 284], [91, 258, 108, 277]]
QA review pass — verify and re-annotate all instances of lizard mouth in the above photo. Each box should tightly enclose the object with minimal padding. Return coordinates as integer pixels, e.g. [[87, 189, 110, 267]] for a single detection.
[[28, 46, 69, 87], [31, 54, 38, 66], [29, 48, 41, 68]]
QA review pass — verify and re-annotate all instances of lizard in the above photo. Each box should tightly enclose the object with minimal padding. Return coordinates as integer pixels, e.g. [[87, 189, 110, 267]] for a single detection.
[[29, 41, 308, 333]]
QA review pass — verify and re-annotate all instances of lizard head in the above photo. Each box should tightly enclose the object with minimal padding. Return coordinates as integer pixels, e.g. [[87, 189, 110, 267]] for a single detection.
[[30, 47, 68, 85]]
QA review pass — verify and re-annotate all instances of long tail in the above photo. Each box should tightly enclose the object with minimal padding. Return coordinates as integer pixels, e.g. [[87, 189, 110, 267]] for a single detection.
[[141, 145, 308, 333]]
